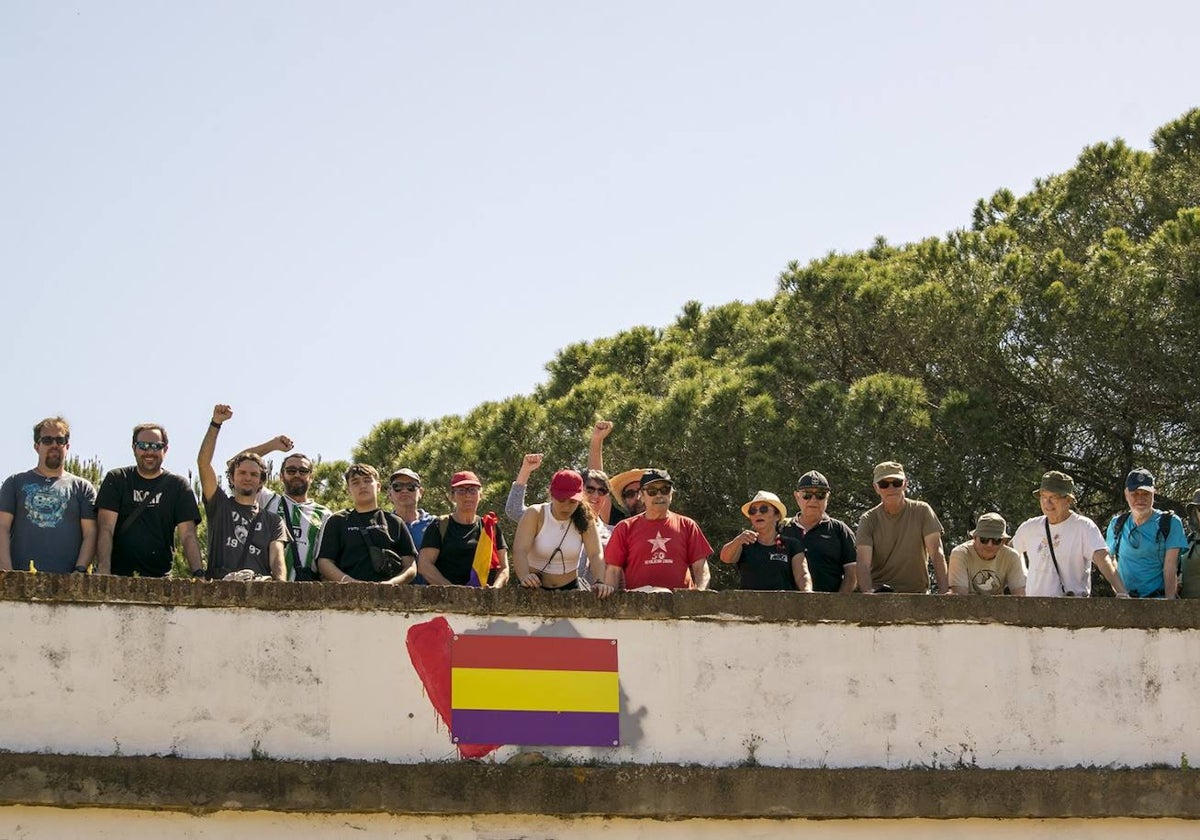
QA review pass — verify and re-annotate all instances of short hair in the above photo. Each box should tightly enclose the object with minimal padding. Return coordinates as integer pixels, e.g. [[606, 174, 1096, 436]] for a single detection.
[[344, 463, 379, 483], [581, 468, 610, 484], [132, 423, 168, 446], [33, 416, 70, 440], [226, 451, 269, 483], [281, 453, 313, 470]]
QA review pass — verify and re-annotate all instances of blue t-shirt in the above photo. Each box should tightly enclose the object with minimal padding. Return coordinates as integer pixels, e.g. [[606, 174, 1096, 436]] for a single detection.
[[0, 469, 97, 573], [1106, 509, 1188, 597]]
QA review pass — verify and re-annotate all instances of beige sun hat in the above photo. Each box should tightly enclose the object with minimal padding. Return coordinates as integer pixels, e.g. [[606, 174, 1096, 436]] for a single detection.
[[740, 490, 788, 521]]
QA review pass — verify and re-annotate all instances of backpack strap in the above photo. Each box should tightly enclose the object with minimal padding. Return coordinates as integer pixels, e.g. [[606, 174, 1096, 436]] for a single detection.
[[1111, 512, 1132, 561]]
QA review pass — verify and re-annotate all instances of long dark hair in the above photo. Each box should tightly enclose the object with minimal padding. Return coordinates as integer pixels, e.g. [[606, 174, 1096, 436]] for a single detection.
[[569, 500, 595, 535]]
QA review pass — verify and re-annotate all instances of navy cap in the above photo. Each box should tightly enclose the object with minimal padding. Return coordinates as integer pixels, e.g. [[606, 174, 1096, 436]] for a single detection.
[[797, 470, 830, 490], [639, 468, 672, 489], [1125, 468, 1155, 493]]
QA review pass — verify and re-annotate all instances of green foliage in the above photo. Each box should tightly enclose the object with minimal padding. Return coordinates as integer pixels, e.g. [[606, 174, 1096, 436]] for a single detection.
[[334, 109, 1200, 586]]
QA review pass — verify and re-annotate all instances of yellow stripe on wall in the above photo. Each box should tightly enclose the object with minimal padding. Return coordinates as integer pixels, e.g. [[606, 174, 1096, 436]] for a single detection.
[[452, 668, 619, 712]]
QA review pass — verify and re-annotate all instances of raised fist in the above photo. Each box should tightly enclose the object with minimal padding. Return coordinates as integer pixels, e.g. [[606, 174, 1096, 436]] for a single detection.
[[212, 404, 233, 425], [592, 420, 613, 440]]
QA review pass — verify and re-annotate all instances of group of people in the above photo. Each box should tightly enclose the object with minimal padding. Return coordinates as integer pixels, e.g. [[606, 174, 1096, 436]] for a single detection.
[[2, 414, 1198, 601]]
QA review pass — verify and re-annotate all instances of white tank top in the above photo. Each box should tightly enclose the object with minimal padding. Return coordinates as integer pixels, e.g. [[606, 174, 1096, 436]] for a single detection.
[[529, 503, 585, 575]]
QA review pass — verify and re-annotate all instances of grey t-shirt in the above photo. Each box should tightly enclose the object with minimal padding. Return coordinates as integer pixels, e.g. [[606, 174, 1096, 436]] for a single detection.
[[0, 469, 97, 573], [204, 487, 288, 578]]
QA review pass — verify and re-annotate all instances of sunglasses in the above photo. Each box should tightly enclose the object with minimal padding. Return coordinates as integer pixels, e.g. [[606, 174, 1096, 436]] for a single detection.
[[978, 537, 1004, 545], [584, 485, 609, 496], [643, 486, 671, 497], [390, 481, 419, 492], [283, 467, 312, 476], [621, 488, 640, 498], [747, 504, 775, 516], [877, 479, 904, 489], [800, 491, 827, 500], [134, 441, 167, 452], [37, 435, 69, 446]]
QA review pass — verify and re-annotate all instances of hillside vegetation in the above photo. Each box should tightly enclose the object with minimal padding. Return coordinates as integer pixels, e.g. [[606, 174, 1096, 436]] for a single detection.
[[344, 110, 1200, 573]]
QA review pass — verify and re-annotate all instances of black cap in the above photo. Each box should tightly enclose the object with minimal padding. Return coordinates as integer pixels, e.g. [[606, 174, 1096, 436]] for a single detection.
[[797, 470, 830, 490], [639, 468, 672, 488]]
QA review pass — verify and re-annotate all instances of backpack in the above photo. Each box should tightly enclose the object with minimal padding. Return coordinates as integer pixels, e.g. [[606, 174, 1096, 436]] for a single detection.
[[1110, 509, 1175, 562]]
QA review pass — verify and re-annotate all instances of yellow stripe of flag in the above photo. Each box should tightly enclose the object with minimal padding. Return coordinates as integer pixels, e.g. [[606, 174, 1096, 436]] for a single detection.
[[452, 667, 619, 713]]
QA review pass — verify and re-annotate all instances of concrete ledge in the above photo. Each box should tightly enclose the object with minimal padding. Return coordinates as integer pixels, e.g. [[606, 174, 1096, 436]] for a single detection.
[[0, 753, 1196, 818], [2, 570, 1198, 628]]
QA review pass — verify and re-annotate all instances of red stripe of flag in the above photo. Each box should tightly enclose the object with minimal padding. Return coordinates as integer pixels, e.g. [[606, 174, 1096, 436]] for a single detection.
[[452, 635, 617, 672]]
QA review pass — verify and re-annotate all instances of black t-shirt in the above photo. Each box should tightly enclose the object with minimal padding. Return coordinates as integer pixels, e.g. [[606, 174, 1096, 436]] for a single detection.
[[421, 515, 509, 585], [96, 467, 202, 577], [781, 516, 857, 593], [606, 506, 627, 527], [737, 534, 806, 591], [317, 508, 416, 582]]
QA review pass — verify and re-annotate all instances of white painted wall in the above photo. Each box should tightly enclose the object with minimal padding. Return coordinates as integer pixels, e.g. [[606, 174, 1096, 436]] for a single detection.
[[1, 807, 1196, 840], [0, 602, 1195, 769]]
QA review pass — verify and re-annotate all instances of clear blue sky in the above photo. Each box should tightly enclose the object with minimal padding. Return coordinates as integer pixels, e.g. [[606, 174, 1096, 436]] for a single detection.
[[2, 1, 1197, 480]]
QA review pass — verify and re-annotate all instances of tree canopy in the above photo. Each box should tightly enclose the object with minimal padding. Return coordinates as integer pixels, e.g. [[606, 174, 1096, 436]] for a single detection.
[[344, 110, 1200, 588]]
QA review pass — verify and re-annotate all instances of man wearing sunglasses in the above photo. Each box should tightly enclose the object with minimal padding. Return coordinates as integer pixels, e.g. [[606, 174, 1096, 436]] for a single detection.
[[0, 416, 98, 574], [855, 461, 948, 594], [387, 467, 436, 585], [948, 513, 1025, 596], [780, 471, 857, 593], [233, 432, 334, 581], [604, 468, 712, 591], [96, 422, 203, 578]]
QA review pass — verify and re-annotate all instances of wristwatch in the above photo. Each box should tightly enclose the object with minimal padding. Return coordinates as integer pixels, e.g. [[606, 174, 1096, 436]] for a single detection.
[[192, 568, 206, 579]]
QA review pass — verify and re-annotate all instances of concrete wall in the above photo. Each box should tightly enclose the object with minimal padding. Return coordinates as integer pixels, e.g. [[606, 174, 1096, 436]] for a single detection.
[[1, 574, 1196, 771], [5, 808, 1196, 840]]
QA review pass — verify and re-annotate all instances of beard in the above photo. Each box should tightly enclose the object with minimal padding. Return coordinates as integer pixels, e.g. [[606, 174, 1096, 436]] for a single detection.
[[44, 451, 64, 470], [284, 477, 309, 497]]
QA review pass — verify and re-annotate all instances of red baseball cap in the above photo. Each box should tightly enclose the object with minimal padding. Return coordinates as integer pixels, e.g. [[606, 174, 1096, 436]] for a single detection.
[[450, 470, 482, 488], [550, 469, 585, 502]]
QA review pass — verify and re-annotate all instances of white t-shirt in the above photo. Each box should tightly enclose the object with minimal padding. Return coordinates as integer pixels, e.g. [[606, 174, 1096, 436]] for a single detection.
[[1011, 512, 1107, 597]]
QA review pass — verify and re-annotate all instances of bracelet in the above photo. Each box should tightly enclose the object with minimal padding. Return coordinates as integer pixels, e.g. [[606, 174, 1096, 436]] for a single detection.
[[340, 574, 350, 583], [73, 566, 89, 574], [209, 421, 222, 429]]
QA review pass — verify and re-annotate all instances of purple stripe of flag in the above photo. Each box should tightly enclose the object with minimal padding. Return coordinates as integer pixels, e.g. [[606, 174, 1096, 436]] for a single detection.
[[452, 709, 619, 747]]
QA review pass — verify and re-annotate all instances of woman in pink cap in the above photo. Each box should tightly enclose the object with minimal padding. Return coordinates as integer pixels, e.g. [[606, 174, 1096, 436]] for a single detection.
[[511, 469, 611, 596]]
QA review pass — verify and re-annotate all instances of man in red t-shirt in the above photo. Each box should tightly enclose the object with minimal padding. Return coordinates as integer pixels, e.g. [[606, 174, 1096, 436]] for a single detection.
[[603, 468, 712, 591]]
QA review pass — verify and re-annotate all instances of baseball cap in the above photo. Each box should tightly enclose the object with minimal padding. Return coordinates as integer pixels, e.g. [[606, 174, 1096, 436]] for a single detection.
[[550, 469, 585, 502], [450, 471, 482, 488]]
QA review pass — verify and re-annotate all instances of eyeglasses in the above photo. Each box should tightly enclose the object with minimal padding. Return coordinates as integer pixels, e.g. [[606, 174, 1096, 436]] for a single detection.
[[643, 486, 671, 497], [877, 479, 904, 489], [978, 537, 1004, 545], [800, 491, 827, 500], [134, 441, 167, 452], [584, 485, 609, 496], [453, 486, 480, 495], [37, 435, 69, 446], [747, 504, 774, 515], [390, 481, 419, 492], [283, 467, 312, 476]]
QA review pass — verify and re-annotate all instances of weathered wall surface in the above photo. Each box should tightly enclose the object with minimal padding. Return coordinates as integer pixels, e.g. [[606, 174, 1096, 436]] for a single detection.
[[1, 575, 1196, 771]]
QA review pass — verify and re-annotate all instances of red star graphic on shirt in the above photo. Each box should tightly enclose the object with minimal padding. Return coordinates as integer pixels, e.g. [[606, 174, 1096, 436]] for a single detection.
[[648, 532, 671, 553]]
